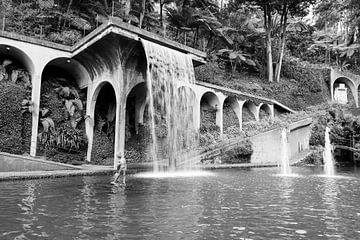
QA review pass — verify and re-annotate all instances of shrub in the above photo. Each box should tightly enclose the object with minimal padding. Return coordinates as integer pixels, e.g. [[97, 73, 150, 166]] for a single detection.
[[302, 146, 323, 165], [221, 140, 253, 164]]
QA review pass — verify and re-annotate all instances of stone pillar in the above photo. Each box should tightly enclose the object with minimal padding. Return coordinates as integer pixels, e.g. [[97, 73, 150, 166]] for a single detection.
[[269, 104, 275, 119], [30, 72, 42, 157], [238, 100, 245, 131], [85, 85, 95, 162], [216, 93, 226, 136], [114, 96, 126, 169]]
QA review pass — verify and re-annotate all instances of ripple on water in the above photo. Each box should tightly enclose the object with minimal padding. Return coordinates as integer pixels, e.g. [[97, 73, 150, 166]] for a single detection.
[[133, 170, 214, 178]]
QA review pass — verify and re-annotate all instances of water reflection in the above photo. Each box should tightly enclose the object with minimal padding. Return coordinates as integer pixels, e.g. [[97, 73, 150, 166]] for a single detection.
[[2, 168, 360, 239], [17, 182, 49, 239], [321, 178, 342, 239]]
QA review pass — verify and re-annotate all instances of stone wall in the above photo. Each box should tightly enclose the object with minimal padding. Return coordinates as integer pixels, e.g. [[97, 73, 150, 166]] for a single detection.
[[250, 118, 312, 164], [0, 152, 79, 172]]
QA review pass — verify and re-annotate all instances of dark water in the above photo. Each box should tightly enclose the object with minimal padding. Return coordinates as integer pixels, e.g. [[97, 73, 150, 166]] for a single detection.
[[1, 167, 360, 240]]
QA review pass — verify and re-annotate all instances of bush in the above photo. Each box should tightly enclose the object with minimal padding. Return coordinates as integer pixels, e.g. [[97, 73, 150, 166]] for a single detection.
[[301, 146, 323, 165], [48, 30, 82, 45], [221, 140, 253, 164]]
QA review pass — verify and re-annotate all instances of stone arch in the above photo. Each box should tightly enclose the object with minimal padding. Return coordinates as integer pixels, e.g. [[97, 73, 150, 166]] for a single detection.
[[37, 57, 91, 162], [124, 82, 149, 163], [0, 44, 35, 76], [223, 96, 241, 134], [125, 82, 148, 135], [259, 103, 272, 120], [89, 81, 117, 163], [0, 45, 35, 155], [242, 100, 258, 123], [200, 91, 221, 135], [41, 57, 91, 89], [333, 77, 357, 106]]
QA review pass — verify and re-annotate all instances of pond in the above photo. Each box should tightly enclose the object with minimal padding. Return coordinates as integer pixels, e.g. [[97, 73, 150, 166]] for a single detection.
[[1, 167, 360, 239]]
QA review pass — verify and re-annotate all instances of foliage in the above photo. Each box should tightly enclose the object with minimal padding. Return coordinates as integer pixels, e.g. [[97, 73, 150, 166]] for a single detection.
[[301, 146, 323, 165], [0, 81, 32, 154], [221, 140, 253, 164], [39, 124, 87, 152]]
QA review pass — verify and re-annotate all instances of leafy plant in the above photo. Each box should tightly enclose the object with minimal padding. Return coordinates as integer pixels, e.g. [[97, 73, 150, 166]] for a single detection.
[[217, 48, 257, 73]]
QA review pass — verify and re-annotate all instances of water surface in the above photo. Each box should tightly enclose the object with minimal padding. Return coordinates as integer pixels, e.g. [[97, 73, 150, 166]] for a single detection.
[[1, 167, 360, 239]]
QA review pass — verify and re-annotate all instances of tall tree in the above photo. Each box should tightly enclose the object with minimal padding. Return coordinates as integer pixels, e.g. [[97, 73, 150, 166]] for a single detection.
[[274, 0, 315, 82]]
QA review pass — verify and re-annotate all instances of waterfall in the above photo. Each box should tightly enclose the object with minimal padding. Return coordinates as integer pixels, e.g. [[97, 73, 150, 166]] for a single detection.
[[323, 127, 335, 176], [141, 39, 198, 172], [280, 128, 292, 175]]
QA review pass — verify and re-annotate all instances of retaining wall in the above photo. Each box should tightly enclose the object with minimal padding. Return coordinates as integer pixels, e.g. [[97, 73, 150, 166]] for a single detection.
[[0, 152, 80, 172], [250, 118, 312, 164]]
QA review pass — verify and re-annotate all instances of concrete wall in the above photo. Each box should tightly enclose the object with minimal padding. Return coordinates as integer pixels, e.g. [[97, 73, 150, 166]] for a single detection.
[[0, 152, 79, 172], [250, 118, 312, 164]]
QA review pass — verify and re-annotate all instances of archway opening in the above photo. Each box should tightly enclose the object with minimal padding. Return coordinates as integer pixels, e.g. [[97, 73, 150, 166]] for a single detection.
[[91, 83, 117, 165], [259, 104, 272, 120], [38, 58, 88, 164], [333, 77, 356, 106], [223, 97, 241, 136], [274, 105, 288, 117], [242, 100, 256, 123], [200, 92, 220, 146], [0, 45, 33, 155], [125, 82, 150, 163]]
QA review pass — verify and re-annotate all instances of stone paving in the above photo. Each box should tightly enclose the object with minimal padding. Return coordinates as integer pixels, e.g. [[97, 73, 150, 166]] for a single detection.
[[0, 162, 283, 182], [0, 150, 311, 182]]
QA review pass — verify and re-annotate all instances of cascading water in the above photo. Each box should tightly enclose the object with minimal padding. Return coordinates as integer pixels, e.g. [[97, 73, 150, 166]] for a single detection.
[[323, 127, 335, 176], [141, 39, 198, 172], [280, 128, 292, 175]]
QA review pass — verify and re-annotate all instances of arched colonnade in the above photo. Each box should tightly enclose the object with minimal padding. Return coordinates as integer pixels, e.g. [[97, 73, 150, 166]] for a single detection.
[[0, 36, 275, 166]]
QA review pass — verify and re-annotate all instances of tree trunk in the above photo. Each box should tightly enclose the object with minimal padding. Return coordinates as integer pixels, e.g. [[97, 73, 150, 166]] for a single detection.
[[139, 0, 146, 28], [264, 4, 273, 82], [102, 0, 109, 13], [275, 3, 288, 83], [266, 28, 273, 82], [160, 2, 164, 26]]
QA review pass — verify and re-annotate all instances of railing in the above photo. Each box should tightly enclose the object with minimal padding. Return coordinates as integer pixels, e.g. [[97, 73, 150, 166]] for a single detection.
[[0, 13, 205, 51]]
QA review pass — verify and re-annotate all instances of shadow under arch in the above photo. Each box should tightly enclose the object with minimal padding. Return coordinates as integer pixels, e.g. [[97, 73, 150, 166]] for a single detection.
[[0, 44, 35, 76], [90, 81, 117, 163], [200, 91, 220, 134], [41, 57, 91, 89], [124, 82, 149, 162], [242, 100, 257, 123], [259, 103, 272, 120], [223, 96, 241, 134], [333, 77, 356, 106], [0, 45, 35, 155]]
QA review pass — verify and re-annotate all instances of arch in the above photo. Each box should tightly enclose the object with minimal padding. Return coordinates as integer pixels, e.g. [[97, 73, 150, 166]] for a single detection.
[[0, 44, 35, 75], [200, 91, 221, 136], [0, 45, 35, 156], [90, 82, 117, 162], [242, 100, 257, 122], [333, 77, 357, 106], [41, 57, 91, 89], [223, 96, 241, 134], [125, 82, 148, 135], [259, 103, 272, 120], [37, 58, 91, 162]]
